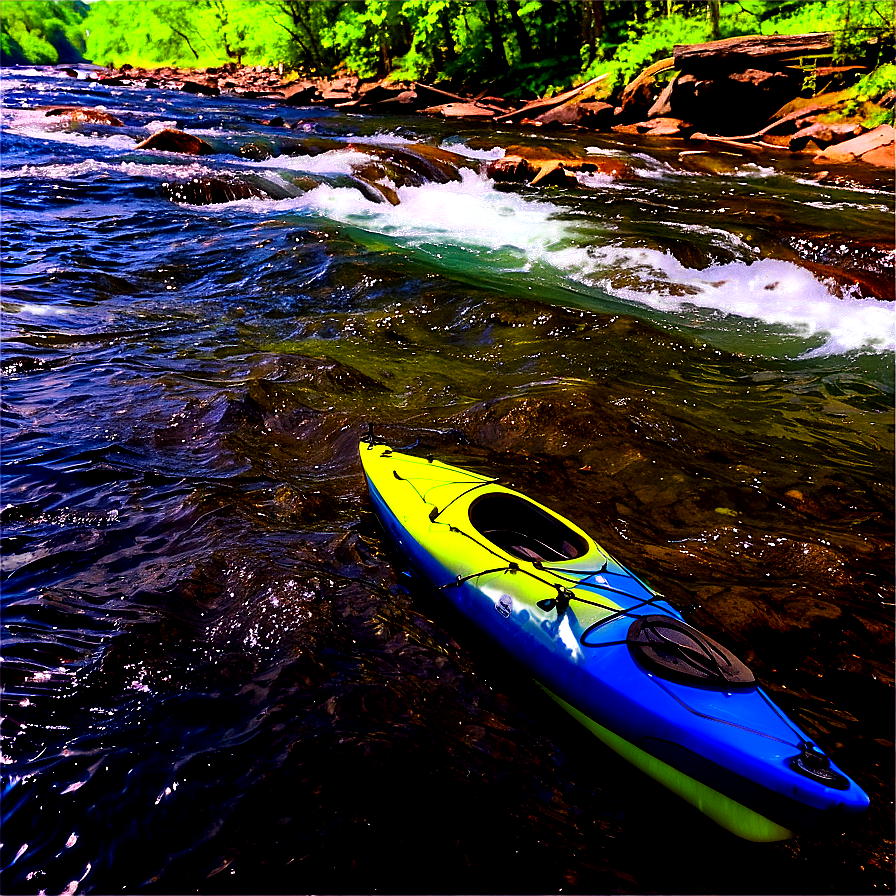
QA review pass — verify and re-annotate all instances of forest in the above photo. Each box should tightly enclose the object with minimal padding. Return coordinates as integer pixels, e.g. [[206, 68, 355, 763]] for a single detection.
[[1, 1, 894, 99]]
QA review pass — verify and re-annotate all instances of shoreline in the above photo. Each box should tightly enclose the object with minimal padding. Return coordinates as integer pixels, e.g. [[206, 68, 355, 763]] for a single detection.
[[17, 60, 896, 175], [24, 60, 894, 176]]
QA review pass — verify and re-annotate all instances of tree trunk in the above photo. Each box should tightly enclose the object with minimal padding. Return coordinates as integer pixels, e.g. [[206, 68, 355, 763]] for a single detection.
[[484, 0, 508, 71], [507, 0, 534, 63], [439, 8, 456, 63], [708, 1, 720, 40], [674, 32, 834, 71]]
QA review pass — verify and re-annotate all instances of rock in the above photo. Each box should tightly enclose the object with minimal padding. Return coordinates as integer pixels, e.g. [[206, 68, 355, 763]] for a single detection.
[[135, 128, 215, 155], [666, 67, 802, 135], [612, 118, 693, 137], [161, 176, 271, 205], [319, 76, 358, 104], [529, 160, 580, 187], [350, 142, 476, 186], [182, 79, 220, 97], [789, 122, 863, 151], [45, 106, 123, 126], [486, 146, 629, 186], [813, 123, 895, 168], [282, 80, 320, 106], [160, 173, 299, 205], [643, 117, 694, 137], [530, 100, 614, 129], [355, 81, 413, 107], [486, 155, 539, 182], [239, 139, 278, 161], [647, 77, 676, 119]]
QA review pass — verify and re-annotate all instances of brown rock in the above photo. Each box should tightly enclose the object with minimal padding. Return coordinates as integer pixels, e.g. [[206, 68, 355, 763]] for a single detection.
[[668, 67, 802, 135], [350, 142, 476, 185], [647, 76, 676, 119], [486, 152, 629, 187], [282, 80, 320, 106], [135, 128, 215, 155], [643, 117, 693, 136], [532, 100, 615, 129], [45, 106, 123, 126], [485, 155, 539, 182], [813, 123, 895, 167], [529, 160, 580, 187], [788, 122, 865, 150], [181, 79, 220, 97]]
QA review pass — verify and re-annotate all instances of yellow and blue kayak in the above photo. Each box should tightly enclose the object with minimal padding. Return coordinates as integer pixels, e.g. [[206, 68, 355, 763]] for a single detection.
[[359, 440, 870, 842]]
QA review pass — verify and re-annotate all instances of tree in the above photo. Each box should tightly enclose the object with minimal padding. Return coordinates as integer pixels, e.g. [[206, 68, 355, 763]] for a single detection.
[[1, 1, 87, 64]]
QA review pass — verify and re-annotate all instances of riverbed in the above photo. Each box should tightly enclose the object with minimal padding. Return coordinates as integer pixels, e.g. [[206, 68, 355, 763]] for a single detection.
[[1, 67, 893, 895]]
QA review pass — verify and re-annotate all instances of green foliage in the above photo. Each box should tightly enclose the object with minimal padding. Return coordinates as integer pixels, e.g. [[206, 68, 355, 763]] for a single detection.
[[1, 0, 87, 64], [852, 62, 896, 104], [584, 10, 711, 93], [5, 0, 885, 112], [83, 0, 301, 69], [835, 62, 896, 126]]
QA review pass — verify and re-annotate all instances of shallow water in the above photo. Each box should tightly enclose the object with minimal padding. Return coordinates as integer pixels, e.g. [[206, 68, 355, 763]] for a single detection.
[[1, 67, 893, 895]]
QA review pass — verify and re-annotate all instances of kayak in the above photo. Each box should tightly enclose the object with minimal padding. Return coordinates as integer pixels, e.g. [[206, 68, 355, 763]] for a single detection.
[[359, 440, 870, 842]]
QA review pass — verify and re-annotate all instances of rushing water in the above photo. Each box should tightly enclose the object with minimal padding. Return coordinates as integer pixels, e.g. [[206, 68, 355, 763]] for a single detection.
[[1, 67, 893, 895]]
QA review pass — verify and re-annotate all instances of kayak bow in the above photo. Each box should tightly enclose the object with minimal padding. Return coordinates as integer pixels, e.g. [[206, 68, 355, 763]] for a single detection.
[[359, 440, 870, 841]]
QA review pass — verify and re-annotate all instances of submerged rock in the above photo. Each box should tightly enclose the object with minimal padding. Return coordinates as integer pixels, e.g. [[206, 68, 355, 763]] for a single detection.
[[161, 174, 299, 205]]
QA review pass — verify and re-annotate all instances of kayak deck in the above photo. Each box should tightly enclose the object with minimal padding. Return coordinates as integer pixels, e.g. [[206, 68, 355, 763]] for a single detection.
[[359, 440, 870, 841]]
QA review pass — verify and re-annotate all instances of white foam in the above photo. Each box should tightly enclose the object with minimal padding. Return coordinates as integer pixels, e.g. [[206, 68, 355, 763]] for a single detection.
[[439, 139, 505, 160], [247, 148, 373, 176], [2, 123, 136, 151], [145, 120, 179, 133], [304, 167, 570, 262], [1, 159, 217, 182], [553, 246, 895, 355]]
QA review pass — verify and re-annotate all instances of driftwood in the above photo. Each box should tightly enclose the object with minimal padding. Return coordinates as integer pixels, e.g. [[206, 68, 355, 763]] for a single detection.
[[619, 56, 676, 104], [414, 82, 505, 113], [713, 92, 858, 142], [674, 33, 834, 70], [494, 74, 609, 122]]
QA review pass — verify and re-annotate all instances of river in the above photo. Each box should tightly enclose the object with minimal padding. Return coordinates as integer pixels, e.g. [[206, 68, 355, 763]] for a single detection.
[[1, 66, 893, 895]]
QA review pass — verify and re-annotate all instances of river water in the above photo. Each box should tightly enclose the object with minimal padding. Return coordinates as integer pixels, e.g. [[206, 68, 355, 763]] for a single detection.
[[1, 67, 893, 895]]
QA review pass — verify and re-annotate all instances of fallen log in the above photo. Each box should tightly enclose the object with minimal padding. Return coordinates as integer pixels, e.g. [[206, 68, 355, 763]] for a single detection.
[[414, 82, 505, 113], [674, 33, 834, 71], [716, 92, 858, 141]]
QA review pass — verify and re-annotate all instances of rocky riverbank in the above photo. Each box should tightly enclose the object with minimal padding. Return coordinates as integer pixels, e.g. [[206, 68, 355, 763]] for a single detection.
[[67, 32, 894, 174]]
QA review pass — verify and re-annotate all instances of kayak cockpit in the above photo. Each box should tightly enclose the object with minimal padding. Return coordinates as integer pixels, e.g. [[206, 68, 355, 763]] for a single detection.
[[469, 492, 589, 562]]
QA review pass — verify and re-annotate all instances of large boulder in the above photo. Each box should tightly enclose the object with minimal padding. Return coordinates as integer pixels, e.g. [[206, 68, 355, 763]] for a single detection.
[[663, 67, 802, 135], [813, 123, 895, 168], [485, 146, 630, 187], [528, 100, 615, 129]]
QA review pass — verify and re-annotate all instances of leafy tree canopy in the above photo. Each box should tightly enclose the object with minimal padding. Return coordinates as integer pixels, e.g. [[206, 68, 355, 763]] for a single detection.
[[1, 0, 88, 65]]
